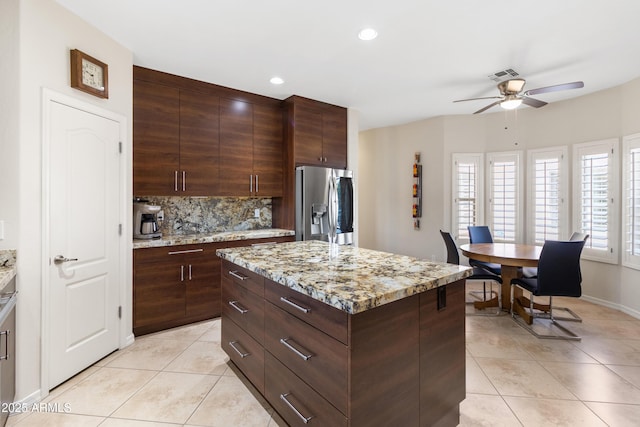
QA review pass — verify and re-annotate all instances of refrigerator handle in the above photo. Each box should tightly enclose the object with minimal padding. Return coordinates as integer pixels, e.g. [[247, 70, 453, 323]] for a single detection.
[[328, 170, 338, 244]]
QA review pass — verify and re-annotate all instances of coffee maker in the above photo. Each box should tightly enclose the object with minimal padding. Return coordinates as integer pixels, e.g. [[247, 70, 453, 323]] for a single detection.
[[133, 201, 162, 239]]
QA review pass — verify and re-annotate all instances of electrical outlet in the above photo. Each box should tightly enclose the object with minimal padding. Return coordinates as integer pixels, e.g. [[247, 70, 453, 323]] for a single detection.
[[254, 209, 260, 218], [157, 210, 164, 221]]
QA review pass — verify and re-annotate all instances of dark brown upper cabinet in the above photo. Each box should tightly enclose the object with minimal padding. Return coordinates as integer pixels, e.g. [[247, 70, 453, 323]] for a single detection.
[[285, 95, 347, 170], [133, 83, 220, 196], [133, 66, 283, 198]]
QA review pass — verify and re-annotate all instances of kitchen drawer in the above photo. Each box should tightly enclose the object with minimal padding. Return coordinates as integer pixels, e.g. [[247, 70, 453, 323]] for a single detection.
[[222, 260, 264, 297], [265, 302, 348, 415], [265, 352, 347, 427], [222, 275, 264, 344], [265, 278, 348, 344], [221, 314, 264, 394]]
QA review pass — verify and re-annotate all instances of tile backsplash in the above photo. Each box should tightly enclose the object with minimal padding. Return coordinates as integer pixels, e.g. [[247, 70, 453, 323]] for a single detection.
[[136, 196, 272, 235]]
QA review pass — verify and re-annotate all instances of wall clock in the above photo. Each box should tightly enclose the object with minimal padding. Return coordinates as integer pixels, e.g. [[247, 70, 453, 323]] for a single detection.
[[70, 49, 109, 98]]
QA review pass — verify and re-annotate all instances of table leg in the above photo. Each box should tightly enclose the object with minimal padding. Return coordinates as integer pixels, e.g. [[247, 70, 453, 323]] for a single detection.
[[500, 265, 521, 311]]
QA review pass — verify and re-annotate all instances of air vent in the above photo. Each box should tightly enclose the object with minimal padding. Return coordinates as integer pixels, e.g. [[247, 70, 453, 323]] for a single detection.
[[488, 68, 520, 82]]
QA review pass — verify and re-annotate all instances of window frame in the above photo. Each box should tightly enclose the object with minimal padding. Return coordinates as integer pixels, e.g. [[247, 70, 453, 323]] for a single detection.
[[622, 133, 640, 270], [526, 146, 569, 245], [572, 138, 619, 264], [486, 151, 523, 243], [451, 153, 484, 242]]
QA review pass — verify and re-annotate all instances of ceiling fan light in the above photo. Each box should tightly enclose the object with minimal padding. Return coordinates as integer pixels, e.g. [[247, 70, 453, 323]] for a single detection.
[[500, 98, 522, 110]]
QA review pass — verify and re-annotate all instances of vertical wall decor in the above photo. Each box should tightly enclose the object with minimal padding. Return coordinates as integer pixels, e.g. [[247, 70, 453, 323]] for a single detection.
[[412, 152, 422, 229]]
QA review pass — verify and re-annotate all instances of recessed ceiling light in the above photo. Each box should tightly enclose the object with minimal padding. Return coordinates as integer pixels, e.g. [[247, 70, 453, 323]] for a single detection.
[[358, 28, 378, 41], [270, 76, 284, 85]]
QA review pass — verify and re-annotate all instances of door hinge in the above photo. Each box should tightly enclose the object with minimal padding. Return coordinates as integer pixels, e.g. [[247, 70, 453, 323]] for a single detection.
[[119, 142, 123, 154], [118, 306, 122, 319], [119, 224, 123, 235]]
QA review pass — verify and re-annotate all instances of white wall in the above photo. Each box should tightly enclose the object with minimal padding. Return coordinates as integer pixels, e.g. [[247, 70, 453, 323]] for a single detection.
[[0, 0, 20, 249], [359, 77, 640, 318], [359, 118, 445, 259], [9, 0, 133, 402]]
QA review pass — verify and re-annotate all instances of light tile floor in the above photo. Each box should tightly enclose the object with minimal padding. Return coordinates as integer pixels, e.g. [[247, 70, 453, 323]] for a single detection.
[[7, 291, 640, 426]]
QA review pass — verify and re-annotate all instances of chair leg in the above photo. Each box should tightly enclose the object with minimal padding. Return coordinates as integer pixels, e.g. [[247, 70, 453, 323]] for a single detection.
[[511, 293, 581, 340], [548, 297, 583, 322], [466, 281, 502, 316]]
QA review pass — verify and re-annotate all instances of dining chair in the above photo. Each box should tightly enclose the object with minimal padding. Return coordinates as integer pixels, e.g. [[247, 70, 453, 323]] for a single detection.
[[522, 232, 589, 278], [440, 230, 503, 314], [466, 226, 501, 275], [510, 239, 586, 340]]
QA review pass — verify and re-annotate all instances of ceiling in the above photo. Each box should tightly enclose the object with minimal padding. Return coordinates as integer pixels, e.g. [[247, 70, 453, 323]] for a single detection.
[[56, 0, 640, 130]]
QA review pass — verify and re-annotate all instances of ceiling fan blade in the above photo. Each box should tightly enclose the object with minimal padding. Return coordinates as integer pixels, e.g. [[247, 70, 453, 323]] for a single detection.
[[453, 96, 502, 103], [521, 96, 548, 108], [474, 100, 501, 114], [524, 81, 584, 96]]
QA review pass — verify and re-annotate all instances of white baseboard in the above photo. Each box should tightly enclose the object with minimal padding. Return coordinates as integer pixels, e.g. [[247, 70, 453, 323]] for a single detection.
[[122, 333, 135, 349], [581, 294, 640, 320]]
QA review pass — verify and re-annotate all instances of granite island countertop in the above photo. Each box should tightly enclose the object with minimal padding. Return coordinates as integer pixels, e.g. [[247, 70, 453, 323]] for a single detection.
[[0, 250, 17, 291], [216, 240, 472, 314], [133, 228, 295, 249]]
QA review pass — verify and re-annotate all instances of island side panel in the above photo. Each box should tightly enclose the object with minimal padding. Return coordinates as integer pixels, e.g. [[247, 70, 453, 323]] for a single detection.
[[419, 280, 466, 427], [349, 295, 421, 426]]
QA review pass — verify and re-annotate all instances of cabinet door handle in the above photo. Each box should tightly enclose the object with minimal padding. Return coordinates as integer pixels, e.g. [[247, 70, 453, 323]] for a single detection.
[[168, 248, 204, 255], [250, 174, 253, 193], [255, 174, 259, 193], [279, 296, 311, 313], [228, 300, 249, 314], [229, 341, 250, 358], [280, 393, 314, 424], [180, 265, 184, 282], [229, 270, 249, 281], [174, 171, 178, 192], [182, 171, 186, 191], [188, 264, 192, 280], [0, 330, 9, 360], [280, 338, 313, 361]]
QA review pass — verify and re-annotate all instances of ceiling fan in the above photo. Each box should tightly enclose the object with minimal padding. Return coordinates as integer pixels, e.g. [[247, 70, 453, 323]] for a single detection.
[[454, 78, 584, 114]]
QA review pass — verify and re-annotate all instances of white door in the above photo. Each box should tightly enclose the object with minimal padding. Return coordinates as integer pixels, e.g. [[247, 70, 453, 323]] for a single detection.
[[47, 100, 121, 389]]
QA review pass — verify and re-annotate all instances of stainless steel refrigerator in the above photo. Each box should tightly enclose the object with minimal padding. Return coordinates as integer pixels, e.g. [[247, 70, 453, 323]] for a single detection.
[[295, 166, 354, 245]]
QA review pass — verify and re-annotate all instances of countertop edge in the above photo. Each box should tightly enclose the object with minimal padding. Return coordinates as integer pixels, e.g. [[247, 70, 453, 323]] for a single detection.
[[133, 228, 295, 249]]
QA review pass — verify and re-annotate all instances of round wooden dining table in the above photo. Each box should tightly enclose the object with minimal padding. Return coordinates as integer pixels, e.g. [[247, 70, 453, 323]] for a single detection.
[[459, 243, 542, 311]]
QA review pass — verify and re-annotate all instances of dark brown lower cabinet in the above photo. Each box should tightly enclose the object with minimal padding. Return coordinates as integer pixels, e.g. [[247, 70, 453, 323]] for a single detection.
[[221, 259, 466, 427], [133, 236, 293, 336]]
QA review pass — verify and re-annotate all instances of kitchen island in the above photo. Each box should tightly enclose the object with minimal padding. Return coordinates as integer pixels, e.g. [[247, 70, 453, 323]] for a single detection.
[[217, 241, 471, 427]]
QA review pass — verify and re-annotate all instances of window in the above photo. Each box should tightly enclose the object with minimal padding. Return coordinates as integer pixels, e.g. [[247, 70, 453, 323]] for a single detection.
[[452, 153, 484, 241], [527, 147, 568, 245], [487, 151, 523, 242], [622, 133, 640, 270], [573, 139, 619, 264]]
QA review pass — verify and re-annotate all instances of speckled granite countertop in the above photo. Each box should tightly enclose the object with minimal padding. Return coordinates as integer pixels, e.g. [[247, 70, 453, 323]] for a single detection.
[[217, 241, 472, 314], [0, 250, 17, 291], [133, 228, 295, 249]]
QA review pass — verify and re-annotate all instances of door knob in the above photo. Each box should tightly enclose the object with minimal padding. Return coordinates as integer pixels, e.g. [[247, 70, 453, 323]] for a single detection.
[[54, 255, 78, 265]]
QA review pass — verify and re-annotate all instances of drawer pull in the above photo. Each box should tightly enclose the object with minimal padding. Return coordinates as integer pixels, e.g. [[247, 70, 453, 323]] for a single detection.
[[251, 241, 277, 247], [280, 297, 311, 313], [168, 248, 204, 255], [280, 338, 313, 361], [280, 393, 314, 424], [0, 330, 9, 360], [228, 341, 250, 358], [228, 300, 248, 314], [229, 270, 249, 281]]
